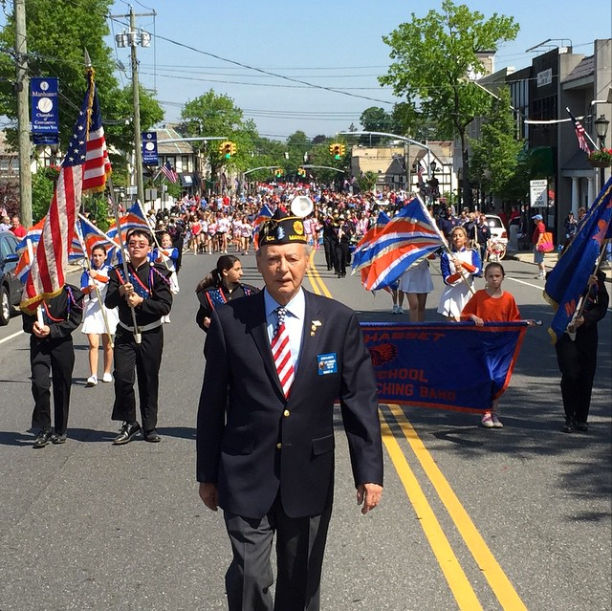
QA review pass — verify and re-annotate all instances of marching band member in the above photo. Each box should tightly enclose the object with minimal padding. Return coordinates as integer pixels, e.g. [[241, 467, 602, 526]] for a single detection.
[[105, 228, 173, 445], [23, 285, 84, 447], [195, 255, 259, 332], [437, 226, 482, 321], [80, 245, 119, 386]]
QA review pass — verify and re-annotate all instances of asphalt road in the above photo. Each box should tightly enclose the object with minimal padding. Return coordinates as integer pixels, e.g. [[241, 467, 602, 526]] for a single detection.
[[0, 250, 610, 610]]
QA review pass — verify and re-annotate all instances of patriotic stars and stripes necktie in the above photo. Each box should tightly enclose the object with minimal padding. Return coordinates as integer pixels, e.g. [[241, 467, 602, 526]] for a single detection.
[[271, 306, 295, 397]]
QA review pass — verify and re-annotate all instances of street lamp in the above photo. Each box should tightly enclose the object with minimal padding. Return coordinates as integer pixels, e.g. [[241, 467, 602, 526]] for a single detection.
[[594, 114, 609, 189]]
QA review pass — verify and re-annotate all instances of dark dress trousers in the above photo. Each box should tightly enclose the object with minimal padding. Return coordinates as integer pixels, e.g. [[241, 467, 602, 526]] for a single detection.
[[22, 285, 84, 434], [555, 272, 608, 424]]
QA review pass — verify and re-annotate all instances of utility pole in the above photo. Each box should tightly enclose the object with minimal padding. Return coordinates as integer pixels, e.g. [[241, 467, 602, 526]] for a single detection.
[[112, 6, 155, 206], [15, 0, 32, 226], [129, 7, 144, 205]]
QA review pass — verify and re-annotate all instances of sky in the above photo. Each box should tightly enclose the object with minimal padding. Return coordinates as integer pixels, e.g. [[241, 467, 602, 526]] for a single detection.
[[13, 1, 612, 141]]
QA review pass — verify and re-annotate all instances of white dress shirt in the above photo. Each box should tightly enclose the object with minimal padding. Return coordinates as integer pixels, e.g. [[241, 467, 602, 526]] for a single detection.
[[264, 288, 305, 371]]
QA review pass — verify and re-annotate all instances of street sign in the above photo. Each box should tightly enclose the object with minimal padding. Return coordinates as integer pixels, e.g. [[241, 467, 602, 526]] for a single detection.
[[529, 179, 548, 208]]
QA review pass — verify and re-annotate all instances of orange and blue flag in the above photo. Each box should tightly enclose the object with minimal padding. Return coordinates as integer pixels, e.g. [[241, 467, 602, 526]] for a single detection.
[[107, 202, 150, 245]]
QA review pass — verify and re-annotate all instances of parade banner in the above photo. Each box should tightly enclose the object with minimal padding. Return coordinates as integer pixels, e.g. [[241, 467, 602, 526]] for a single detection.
[[142, 131, 158, 165], [361, 322, 527, 413], [31, 77, 59, 141]]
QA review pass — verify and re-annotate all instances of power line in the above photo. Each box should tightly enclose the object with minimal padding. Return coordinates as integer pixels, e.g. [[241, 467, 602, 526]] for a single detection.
[[139, 28, 396, 106]]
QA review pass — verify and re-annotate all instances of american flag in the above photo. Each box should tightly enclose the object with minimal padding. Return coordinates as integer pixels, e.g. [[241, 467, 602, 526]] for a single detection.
[[20, 70, 111, 314], [417, 162, 424, 186], [160, 161, 178, 183], [566, 107, 591, 154]]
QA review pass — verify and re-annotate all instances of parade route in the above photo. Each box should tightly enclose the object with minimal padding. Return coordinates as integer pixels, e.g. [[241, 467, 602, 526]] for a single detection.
[[0, 250, 610, 610]]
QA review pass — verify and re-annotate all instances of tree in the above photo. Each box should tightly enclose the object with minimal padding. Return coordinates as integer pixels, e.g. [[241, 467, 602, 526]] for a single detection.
[[469, 87, 525, 205], [0, 0, 163, 186], [379, 1, 519, 208], [180, 90, 250, 185], [359, 107, 393, 144], [357, 171, 378, 194], [391, 102, 444, 142]]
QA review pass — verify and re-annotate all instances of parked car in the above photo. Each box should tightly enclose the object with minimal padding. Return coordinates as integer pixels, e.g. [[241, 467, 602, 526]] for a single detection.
[[0, 231, 23, 325], [485, 214, 508, 261]]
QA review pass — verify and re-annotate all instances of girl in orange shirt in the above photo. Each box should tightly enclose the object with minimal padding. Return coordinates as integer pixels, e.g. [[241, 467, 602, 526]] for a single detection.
[[461, 262, 521, 429]]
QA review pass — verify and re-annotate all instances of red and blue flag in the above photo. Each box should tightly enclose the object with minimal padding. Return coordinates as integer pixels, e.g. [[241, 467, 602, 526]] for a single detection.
[[353, 198, 444, 291]]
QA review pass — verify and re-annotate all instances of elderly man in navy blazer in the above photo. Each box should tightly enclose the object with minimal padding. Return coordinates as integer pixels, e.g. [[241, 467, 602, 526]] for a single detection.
[[197, 211, 383, 611]]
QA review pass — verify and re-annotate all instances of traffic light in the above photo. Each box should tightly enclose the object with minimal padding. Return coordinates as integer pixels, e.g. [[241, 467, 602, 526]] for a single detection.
[[218, 141, 234, 159], [329, 142, 344, 160], [275, 168, 284, 178], [297, 167, 306, 177]]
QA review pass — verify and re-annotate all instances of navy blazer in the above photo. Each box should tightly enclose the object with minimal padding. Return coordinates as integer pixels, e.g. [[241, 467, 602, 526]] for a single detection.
[[196, 289, 383, 519]]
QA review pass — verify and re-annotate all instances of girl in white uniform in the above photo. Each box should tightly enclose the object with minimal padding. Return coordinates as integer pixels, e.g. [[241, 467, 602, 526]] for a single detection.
[[437, 226, 482, 321], [80, 245, 119, 386], [398, 258, 434, 322], [153, 232, 180, 323]]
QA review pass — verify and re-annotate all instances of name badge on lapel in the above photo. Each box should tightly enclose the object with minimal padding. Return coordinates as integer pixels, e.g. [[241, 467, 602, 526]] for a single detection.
[[317, 353, 337, 375]]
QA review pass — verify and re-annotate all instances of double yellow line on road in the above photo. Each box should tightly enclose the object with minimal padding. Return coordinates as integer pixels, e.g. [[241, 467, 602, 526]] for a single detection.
[[307, 255, 527, 611]]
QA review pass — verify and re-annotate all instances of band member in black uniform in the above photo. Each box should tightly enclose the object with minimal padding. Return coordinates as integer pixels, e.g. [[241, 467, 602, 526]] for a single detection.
[[23, 285, 84, 448], [334, 214, 354, 278], [557, 270, 609, 433], [321, 213, 338, 271], [105, 228, 173, 444], [195, 254, 259, 332]]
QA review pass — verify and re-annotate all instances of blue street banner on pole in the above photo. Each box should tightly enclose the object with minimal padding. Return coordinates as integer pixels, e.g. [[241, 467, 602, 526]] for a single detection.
[[31, 77, 59, 135], [142, 131, 158, 165], [361, 322, 528, 413]]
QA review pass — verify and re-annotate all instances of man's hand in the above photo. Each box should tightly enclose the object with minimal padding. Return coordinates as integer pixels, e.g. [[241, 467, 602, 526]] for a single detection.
[[356, 483, 383, 515], [199, 482, 218, 511]]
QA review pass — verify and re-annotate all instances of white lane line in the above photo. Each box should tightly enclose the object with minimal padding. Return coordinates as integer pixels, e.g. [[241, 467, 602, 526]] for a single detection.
[[0, 330, 24, 345], [506, 276, 545, 290]]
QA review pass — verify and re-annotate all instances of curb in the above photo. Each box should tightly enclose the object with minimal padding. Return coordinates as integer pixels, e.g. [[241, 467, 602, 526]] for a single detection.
[[507, 251, 612, 283]]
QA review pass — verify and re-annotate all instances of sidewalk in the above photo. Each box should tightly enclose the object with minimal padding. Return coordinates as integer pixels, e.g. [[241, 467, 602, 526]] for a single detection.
[[507, 249, 612, 283]]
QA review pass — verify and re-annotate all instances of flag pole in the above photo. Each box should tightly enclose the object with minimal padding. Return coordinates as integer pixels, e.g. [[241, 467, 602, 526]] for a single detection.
[[25, 238, 44, 327], [416, 195, 476, 296], [77, 213, 121, 250], [108, 176, 141, 344], [135, 199, 172, 273], [565, 239, 609, 340], [75, 221, 114, 348]]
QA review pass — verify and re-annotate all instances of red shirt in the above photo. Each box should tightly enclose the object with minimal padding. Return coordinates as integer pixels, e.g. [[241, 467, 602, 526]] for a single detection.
[[10, 225, 26, 238], [531, 221, 545, 245]]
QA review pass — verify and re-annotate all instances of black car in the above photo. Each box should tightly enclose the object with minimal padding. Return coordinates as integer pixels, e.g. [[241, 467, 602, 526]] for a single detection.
[[0, 231, 23, 325]]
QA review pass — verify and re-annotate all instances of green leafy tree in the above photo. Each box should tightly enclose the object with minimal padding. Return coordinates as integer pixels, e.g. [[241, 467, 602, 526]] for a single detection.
[[379, 0, 519, 208], [391, 102, 444, 142], [469, 87, 525, 204], [359, 107, 393, 144], [31, 167, 57, 222], [0, 0, 163, 187], [180, 90, 248, 185], [357, 171, 378, 194]]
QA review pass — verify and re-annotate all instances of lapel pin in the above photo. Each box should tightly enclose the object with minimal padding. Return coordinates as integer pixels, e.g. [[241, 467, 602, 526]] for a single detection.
[[310, 320, 322, 336]]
